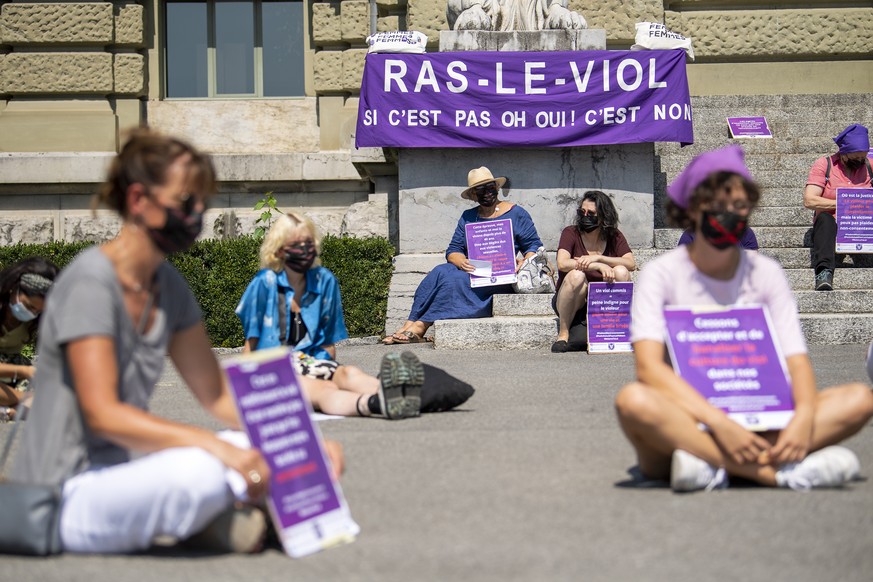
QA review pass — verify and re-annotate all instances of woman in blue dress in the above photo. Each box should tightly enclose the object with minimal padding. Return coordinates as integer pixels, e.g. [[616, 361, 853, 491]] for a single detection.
[[384, 166, 544, 344]]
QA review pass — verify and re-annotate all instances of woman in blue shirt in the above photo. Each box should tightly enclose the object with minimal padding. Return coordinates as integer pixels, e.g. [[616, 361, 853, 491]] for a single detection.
[[237, 211, 422, 419], [384, 167, 544, 344]]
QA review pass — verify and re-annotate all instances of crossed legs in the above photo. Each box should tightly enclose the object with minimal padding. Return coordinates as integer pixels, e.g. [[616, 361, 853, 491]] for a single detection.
[[614, 381, 873, 485]]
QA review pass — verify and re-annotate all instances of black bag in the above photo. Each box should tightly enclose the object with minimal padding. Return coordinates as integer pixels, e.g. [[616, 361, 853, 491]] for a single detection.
[[419, 364, 475, 413], [0, 412, 63, 556]]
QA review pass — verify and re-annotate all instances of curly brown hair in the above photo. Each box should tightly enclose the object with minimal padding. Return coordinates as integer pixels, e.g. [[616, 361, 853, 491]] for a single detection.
[[666, 171, 761, 230]]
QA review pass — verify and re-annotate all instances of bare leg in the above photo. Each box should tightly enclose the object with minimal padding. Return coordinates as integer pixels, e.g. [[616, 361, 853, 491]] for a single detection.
[[807, 383, 873, 449], [0, 383, 21, 407], [554, 270, 587, 342], [613, 265, 631, 282], [300, 377, 372, 417], [332, 365, 380, 395]]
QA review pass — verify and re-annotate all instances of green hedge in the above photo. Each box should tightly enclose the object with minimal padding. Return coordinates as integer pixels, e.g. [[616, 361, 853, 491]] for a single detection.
[[0, 235, 395, 348]]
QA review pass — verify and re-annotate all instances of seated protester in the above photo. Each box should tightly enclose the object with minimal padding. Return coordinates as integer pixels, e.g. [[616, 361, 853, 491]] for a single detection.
[[803, 123, 872, 291], [236, 211, 423, 420], [615, 145, 873, 492], [552, 190, 635, 353], [384, 166, 544, 344], [12, 129, 344, 554], [677, 226, 759, 251], [0, 257, 59, 420]]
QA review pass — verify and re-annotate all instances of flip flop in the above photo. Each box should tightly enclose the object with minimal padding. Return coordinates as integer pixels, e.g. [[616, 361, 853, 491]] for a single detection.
[[392, 331, 427, 344]]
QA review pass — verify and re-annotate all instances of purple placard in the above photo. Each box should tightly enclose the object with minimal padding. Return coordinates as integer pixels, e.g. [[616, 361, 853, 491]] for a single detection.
[[356, 50, 693, 148], [586, 282, 633, 353], [223, 348, 358, 557], [727, 116, 772, 139], [836, 188, 873, 253], [465, 219, 517, 288], [663, 305, 794, 431]]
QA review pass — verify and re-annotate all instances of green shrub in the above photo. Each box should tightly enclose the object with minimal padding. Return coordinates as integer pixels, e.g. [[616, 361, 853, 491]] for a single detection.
[[0, 235, 395, 348]]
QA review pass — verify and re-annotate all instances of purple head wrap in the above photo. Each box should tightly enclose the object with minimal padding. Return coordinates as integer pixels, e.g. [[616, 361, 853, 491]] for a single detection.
[[667, 145, 754, 210], [834, 124, 870, 154]]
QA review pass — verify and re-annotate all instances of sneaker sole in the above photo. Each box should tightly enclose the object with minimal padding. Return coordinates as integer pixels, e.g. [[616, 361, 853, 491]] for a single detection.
[[379, 351, 423, 419], [184, 506, 267, 554]]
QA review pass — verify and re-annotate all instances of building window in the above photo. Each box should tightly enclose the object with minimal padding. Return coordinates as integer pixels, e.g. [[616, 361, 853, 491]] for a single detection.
[[164, 0, 305, 98]]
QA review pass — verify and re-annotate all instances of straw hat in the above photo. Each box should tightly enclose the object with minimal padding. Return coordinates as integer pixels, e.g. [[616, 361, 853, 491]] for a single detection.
[[461, 167, 507, 201]]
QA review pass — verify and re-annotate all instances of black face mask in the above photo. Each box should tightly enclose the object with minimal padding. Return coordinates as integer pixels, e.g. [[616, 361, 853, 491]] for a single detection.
[[147, 198, 203, 255], [576, 211, 599, 233], [476, 188, 497, 207], [700, 210, 748, 250], [283, 243, 316, 273], [844, 158, 865, 171]]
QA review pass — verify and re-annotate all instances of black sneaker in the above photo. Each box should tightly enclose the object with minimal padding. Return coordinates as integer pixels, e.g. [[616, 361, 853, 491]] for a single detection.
[[379, 351, 424, 419], [815, 269, 834, 291]]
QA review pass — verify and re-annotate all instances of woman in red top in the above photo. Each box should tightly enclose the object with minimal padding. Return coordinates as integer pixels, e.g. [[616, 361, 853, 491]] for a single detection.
[[552, 190, 635, 353]]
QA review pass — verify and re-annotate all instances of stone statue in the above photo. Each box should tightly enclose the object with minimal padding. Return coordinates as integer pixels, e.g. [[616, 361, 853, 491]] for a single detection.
[[447, 0, 587, 32]]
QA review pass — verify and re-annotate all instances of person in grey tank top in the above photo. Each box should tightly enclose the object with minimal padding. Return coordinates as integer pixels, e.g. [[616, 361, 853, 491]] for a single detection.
[[11, 129, 344, 554]]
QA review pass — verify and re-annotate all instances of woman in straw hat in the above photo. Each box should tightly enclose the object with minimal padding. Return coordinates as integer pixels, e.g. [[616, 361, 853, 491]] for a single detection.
[[384, 166, 544, 344], [615, 145, 873, 493]]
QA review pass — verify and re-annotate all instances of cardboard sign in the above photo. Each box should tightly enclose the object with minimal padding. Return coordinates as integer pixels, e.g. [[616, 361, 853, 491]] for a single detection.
[[836, 188, 873, 253], [726, 116, 772, 139], [663, 305, 794, 431], [586, 282, 633, 353], [465, 219, 517, 288], [223, 347, 359, 557]]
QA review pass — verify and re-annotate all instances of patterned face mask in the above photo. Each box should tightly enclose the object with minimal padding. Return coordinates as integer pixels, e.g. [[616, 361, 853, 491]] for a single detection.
[[283, 242, 316, 273], [699, 210, 748, 250]]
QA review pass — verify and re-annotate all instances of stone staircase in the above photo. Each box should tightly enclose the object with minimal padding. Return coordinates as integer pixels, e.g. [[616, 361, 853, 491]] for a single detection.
[[386, 94, 873, 349]]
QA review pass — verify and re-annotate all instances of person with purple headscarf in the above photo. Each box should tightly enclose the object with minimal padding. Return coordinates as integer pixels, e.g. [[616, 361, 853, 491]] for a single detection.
[[614, 145, 873, 493], [803, 123, 872, 291]]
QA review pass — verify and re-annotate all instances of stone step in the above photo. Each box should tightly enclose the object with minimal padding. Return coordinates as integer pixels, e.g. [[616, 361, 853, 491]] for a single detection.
[[687, 93, 870, 109], [653, 186, 806, 209], [659, 154, 828, 178], [654, 227, 812, 249], [688, 106, 873, 124], [634, 247, 812, 269], [658, 137, 837, 156], [433, 312, 873, 349]]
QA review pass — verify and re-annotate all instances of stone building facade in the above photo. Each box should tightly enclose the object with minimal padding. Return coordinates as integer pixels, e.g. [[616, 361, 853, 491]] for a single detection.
[[0, 0, 871, 245]]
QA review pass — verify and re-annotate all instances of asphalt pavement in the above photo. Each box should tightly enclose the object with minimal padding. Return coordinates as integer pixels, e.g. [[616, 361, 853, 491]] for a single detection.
[[2, 343, 872, 582]]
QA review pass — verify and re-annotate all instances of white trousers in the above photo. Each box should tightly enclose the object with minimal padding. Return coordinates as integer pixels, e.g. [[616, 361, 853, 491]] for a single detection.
[[60, 431, 252, 553]]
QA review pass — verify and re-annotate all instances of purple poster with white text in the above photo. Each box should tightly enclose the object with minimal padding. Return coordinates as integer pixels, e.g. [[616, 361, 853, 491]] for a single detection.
[[836, 188, 873, 253], [223, 348, 359, 557], [726, 116, 772, 139], [465, 218, 516, 287], [356, 50, 693, 148], [663, 305, 794, 431], [586, 282, 633, 353]]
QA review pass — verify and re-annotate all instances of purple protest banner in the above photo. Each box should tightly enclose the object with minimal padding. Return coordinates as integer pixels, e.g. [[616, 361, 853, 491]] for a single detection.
[[356, 50, 693, 148], [836, 188, 873, 253], [663, 305, 794, 431], [727, 116, 772, 139], [223, 347, 359, 557], [465, 218, 517, 287], [586, 281, 633, 353]]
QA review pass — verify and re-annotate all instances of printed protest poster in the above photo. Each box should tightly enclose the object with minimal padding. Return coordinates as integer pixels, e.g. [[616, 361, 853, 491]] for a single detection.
[[836, 188, 873, 253], [726, 116, 772, 139], [356, 49, 693, 148], [663, 305, 794, 431], [223, 347, 359, 558], [586, 282, 633, 353], [465, 219, 517, 288]]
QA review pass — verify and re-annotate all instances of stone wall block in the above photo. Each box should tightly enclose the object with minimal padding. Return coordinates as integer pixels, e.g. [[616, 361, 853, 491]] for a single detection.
[[407, 0, 445, 46], [666, 9, 873, 58], [342, 48, 366, 92], [113, 53, 145, 95], [377, 15, 400, 32], [569, 0, 662, 43], [341, 199, 389, 238], [314, 50, 344, 92], [63, 214, 122, 243], [2, 53, 113, 94], [0, 217, 55, 246], [376, 0, 404, 9], [312, 2, 343, 45], [341, 1, 370, 42], [115, 3, 145, 47], [0, 3, 113, 45]]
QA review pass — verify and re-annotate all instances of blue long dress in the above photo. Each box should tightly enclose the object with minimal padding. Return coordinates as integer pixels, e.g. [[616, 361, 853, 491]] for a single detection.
[[408, 204, 543, 322]]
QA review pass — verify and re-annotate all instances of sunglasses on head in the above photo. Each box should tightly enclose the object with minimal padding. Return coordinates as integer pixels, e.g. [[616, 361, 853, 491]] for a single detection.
[[473, 183, 498, 195]]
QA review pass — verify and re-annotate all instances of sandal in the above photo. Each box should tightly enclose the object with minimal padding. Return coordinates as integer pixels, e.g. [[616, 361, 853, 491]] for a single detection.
[[0, 407, 15, 422], [392, 331, 427, 344]]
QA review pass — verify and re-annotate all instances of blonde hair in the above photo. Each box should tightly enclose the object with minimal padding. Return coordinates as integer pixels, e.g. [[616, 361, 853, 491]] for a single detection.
[[259, 210, 322, 272]]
